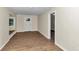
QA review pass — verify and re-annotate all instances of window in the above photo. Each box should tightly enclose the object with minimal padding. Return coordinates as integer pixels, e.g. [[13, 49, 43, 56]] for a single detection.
[[9, 18, 14, 26]]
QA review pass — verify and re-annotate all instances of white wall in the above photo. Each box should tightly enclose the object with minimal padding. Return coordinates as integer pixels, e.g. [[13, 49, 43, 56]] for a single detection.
[[38, 12, 49, 39], [38, 8, 55, 39], [0, 7, 16, 50], [38, 7, 79, 51], [9, 10, 16, 17], [55, 7, 79, 51], [16, 15, 38, 32], [0, 8, 9, 49]]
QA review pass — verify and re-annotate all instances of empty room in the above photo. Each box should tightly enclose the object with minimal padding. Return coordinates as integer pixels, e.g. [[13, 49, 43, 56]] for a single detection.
[[0, 7, 79, 51]]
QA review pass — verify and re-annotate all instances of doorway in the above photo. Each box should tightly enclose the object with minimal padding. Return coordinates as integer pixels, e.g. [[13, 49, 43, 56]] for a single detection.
[[24, 17, 32, 31], [50, 12, 55, 42]]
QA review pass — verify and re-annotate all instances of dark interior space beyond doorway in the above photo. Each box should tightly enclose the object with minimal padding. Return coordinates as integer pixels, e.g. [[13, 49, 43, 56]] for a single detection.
[[51, 30, 55, 42], [51, 12, 55, 42]]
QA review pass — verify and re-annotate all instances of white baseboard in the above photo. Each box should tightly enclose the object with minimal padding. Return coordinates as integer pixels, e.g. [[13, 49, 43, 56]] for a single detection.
[[0, 38, 9, 50], [17, 30, 38, 32], [9, 31, 16, 40], [0, 31, 16, 50], [38, 31, 50, 39], [16, 31, 24, 32], [55, 42, 67, 51]]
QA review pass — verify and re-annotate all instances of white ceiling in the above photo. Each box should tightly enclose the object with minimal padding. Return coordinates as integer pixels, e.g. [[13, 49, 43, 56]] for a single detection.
[[8, 7, 52, 15]]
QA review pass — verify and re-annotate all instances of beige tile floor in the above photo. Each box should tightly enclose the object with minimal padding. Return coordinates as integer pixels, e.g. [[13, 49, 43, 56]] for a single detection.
[[2, 31, 62, 51]]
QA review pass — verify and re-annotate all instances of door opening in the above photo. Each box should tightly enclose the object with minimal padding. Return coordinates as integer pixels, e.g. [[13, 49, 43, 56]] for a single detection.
[[24, 17, 32, 32], [50, 12, 55, 42]]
